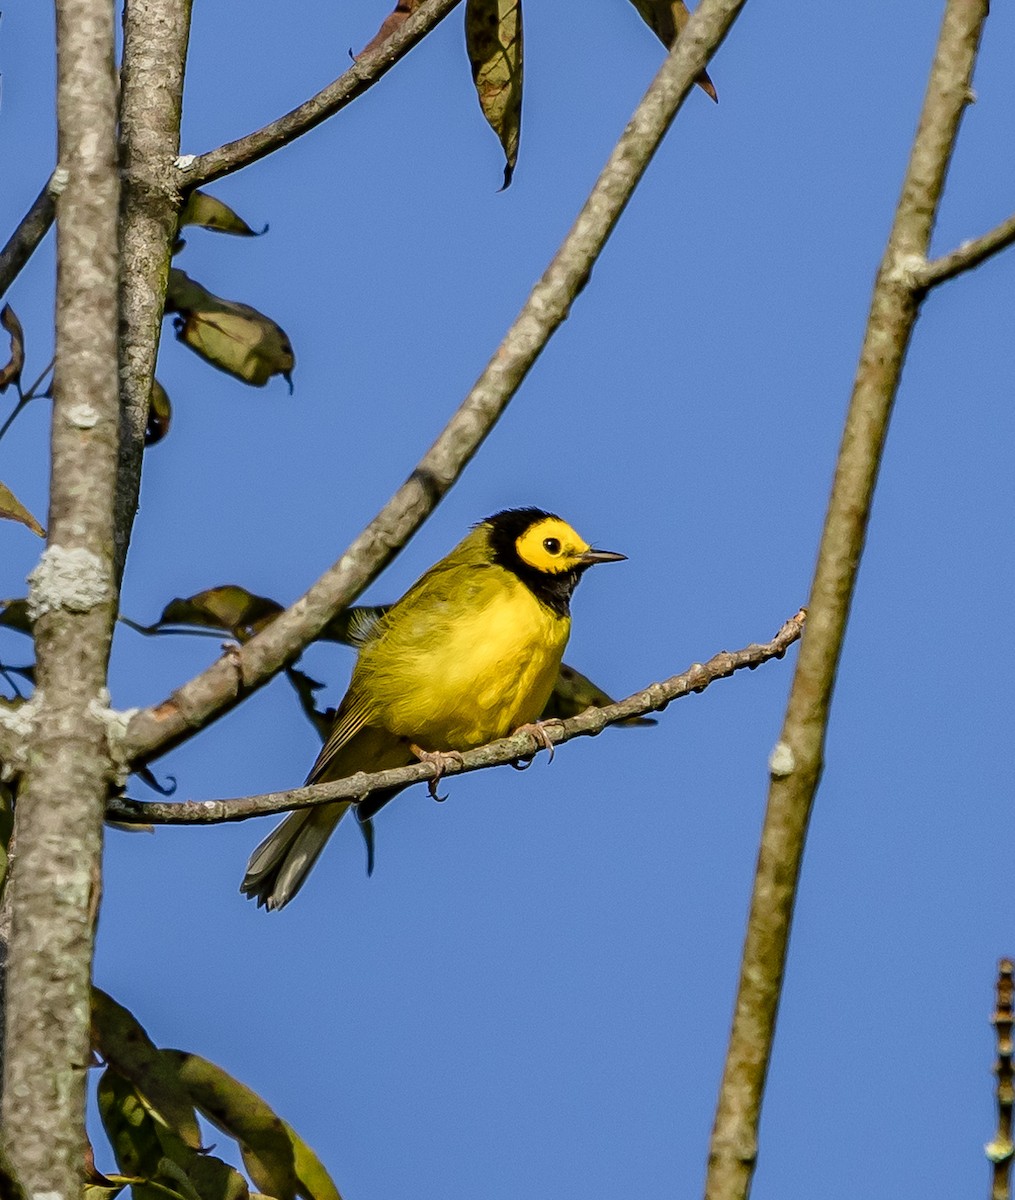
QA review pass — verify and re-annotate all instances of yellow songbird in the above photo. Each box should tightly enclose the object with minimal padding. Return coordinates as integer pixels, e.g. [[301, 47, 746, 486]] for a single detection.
[[241, 508, 625, 909]]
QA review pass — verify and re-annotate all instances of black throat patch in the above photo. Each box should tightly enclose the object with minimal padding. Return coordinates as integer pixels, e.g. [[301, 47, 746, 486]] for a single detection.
[[484, 508, 585, 619]]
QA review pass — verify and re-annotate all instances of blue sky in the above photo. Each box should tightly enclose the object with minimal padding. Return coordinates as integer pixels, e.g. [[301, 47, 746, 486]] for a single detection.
[[3, 2, 1015, 1197]]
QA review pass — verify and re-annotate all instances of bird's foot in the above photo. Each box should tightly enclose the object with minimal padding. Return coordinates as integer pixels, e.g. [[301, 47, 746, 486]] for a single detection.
[[510, 719, 563, 769], [411, 744, 466, 801]]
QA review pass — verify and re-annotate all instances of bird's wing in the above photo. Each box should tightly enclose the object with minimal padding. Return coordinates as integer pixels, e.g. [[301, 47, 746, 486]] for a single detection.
[[344, 604, 388, 647], [305, 690, 375, 785]]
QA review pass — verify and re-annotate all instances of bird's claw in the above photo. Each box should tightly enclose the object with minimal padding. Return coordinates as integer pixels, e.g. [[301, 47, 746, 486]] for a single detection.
[[411, 744, 465, 802], [512, 720, 562, 765]]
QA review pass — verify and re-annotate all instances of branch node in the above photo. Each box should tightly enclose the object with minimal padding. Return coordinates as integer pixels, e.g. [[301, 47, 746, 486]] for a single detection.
[[885, 251, 927, 290], [88, 696, 141, 788]]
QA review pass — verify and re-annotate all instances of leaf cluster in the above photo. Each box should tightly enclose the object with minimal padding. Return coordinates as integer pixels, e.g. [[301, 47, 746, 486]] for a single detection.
[[90, 990, 341, 1200]]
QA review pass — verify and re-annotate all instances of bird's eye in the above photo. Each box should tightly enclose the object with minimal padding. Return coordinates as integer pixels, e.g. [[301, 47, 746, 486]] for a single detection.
[[543, 537, 561, 555]]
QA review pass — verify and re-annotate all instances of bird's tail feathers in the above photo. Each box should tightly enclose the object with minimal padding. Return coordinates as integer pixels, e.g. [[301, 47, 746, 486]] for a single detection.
[[240, 801, 350, 910]]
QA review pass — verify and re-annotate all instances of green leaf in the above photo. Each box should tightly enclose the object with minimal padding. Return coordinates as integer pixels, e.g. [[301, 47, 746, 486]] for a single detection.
[[166, 270, 295, 389], [146, 380, 173, 446], [465, 0, 523, 188], [91, 991, 203, 1151], [0, 481, 45, 537], [97, 1068, 251, 1200], [97, 1069, 187, 1191], [164, 1051, 299, 1200], [0, 598, 32, 635], [83, 1179, 130, 1200], [184, 1156, 251, 1200], [129, 586, 284, 642], [282, 1121, 344, 1200], [163, 1051, 343, 1200], [179, 192, 266, 238]]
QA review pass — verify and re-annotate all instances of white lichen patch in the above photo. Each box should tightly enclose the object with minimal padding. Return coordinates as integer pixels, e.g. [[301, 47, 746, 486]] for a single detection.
[[0, 690, 43, 778], [768, 741, 796, 778], [175, 154, 196, 170], [0, 691, 41, 742], [27, 545, 111, 619], [65, 402, 99, 429], [89, 697, 140, 788]]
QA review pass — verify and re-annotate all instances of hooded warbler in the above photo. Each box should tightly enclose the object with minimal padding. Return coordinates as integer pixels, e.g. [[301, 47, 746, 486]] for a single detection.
[[241, 508, 625, 909]]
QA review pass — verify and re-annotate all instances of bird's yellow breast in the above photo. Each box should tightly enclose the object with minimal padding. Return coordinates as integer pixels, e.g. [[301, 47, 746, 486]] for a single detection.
[[356, 567, 570, 751]]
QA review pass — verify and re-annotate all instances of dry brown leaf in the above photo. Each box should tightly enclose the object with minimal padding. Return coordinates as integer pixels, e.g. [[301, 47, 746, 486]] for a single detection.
[[358, 0, 422, 57], [466, 0, 523, 188], [627, 0, 718, 101], [0, 305, 25, 394], [0, 481, 45, 537]]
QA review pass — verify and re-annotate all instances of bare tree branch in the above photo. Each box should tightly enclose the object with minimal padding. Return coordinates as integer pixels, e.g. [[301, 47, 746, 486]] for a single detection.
[[115, 0, 194, 582], [108, 611, 804, 825], [177, 0, 465, 190], [988, 959, 1015, 1200], [121, 0, 751, 773], [704, 5, 991, 1200], [2, 0, 122, 1189], [919, 210, 1015, 289], [0, 179, 59, 303]]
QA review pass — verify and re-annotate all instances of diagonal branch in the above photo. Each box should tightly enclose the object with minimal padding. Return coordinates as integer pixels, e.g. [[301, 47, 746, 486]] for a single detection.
[[0, 178, 60, 303], [178, 0, 465, 190], [121, 0, 752, 772], [918, 209, 1015, 289], [108, 611, 804, 825], [704, 5, 991, 1200]]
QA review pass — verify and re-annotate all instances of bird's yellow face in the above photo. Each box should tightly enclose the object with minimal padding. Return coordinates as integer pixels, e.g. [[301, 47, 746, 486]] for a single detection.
[[483, 507, 625, 617], [513, 516, 598, 575]]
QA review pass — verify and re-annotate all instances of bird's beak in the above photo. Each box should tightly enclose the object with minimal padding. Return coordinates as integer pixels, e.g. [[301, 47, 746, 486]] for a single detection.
[[578, 548, 627, 565]]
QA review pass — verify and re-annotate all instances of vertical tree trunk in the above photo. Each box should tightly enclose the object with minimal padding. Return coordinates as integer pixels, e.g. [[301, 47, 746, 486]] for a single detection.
[[1, 0, 121, 1188]]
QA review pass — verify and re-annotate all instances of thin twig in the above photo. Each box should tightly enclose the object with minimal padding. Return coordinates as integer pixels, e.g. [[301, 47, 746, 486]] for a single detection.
[[704, 5, 991, 1200], [108, 611, 804, 825], [0, 358, 56, 445], [121, 0, 751, 772], [178, 0, 464, 189], [0, 180, 59, 303], [988, 959, 1015, 1200], [919, 210, 1015, 289]]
